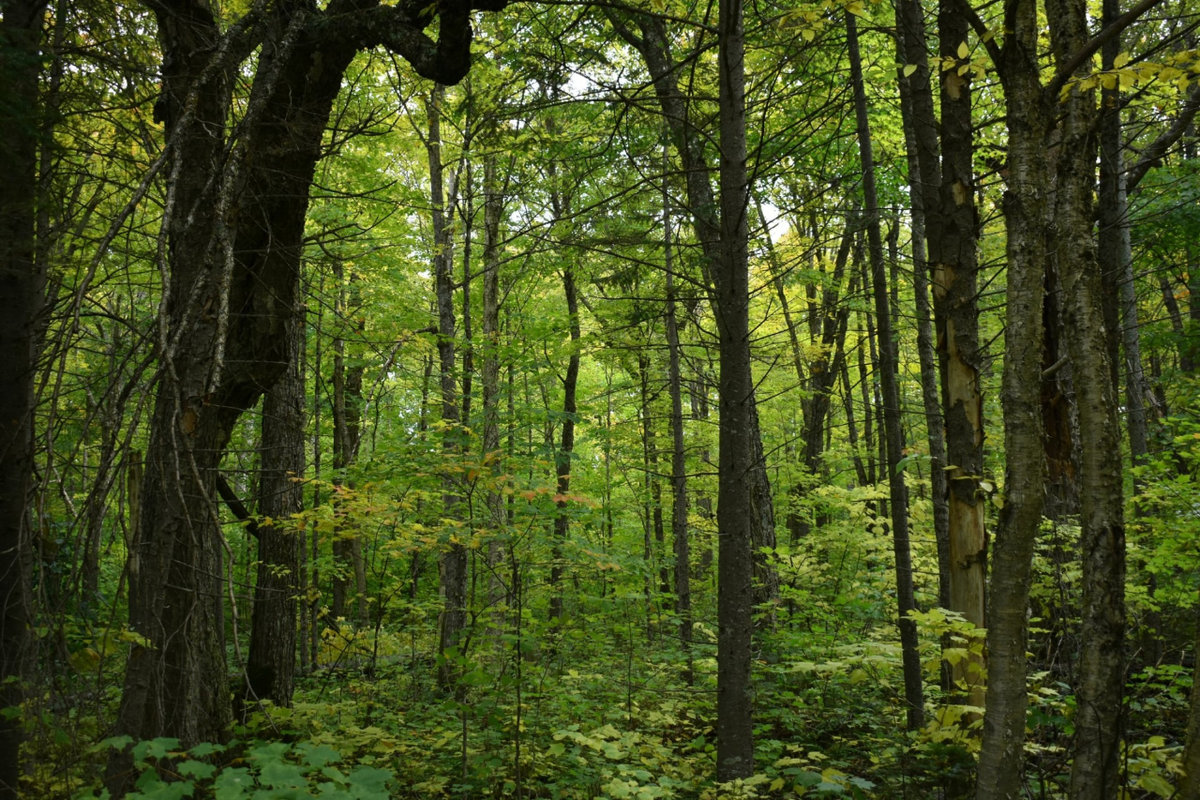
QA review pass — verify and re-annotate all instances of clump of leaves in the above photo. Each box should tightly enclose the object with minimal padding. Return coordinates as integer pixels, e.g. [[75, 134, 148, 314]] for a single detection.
[[76, 737, 393, 799]]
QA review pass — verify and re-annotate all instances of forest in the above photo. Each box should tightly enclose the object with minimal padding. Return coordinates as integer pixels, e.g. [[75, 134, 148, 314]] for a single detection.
[[2, 0, 1200, 795]]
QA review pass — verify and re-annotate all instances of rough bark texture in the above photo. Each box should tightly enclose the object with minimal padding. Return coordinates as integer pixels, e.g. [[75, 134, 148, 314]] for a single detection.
[[975, 5, 1048, 794], [0, 2, 45, 794], [847, 11, 923, 731], [1048, 1, 1127, 794], [246, 302, 304, 708], [428, 85, 467, 690], [714, 0, 754, 776], [931, 0, 987, 704]]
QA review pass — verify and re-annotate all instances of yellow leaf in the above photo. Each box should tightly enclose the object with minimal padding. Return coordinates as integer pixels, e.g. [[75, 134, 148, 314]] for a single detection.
[[769, 778, 786, 792], [903, 63, 918, 78], [957, 41, 969, 59], [1100, 73, 1117, 91], [1113, 51, 1131, 69], [802, 27, 815, 41]]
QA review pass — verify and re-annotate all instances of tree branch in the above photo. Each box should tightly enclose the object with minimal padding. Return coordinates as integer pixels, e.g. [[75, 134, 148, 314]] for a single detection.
[[1046, 0, 1167, 98]]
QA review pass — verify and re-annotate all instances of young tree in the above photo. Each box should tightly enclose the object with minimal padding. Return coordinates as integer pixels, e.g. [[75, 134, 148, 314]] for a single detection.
[[846, 9, 923, 730]]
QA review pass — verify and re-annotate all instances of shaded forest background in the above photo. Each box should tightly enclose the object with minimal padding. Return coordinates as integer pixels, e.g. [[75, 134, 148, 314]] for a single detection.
[[2, 0, 1200, 796]]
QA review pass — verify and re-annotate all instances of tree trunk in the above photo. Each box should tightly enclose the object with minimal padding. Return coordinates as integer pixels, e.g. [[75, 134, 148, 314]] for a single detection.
[[245, 300, 304, 708], [549, 266, 580, 622], [428, 85, 468, 690], [481, 153, 508, 621], [331, 262, 367, 628], [612, 12, 777, 609], [0, 1, 45, 793], [894, 0, 951, 613], [847, 10, 924, 731], [976, 9, 1049, 795], [1047, 3, 1127, 795], [664, 180, 692, 683], [107, 2, 497, 779], [714, 0, 755, 776], [932, 0, 986, 705]]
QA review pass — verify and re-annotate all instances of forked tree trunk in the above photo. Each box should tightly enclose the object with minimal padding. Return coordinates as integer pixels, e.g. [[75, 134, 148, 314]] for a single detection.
[[106, 5, 497, 786]]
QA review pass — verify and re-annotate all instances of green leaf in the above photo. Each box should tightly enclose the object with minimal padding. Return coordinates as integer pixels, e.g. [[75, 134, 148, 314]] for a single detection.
[[177, 760, 217, 780], [346, 766, 392, 799], [213, 767, 254, 800]]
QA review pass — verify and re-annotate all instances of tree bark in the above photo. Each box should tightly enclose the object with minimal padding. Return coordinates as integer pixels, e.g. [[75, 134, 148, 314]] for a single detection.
[[847, 10, 924, 731], [1047, 2, 1128, 795], [976, 6, 1050, 795], [612, 11, 777, 610], [894, 0, 951, 614], [331, 262, 367, 627], [428, 84, 468, 690], [245, 299, 304, 708], [715, 0, 754, 776], [931, 0, 986, 705], [481, 153, 508, 621], [664, 180, 692, 683], [0, 1, 46, 793], [549, 265, 580, 622]]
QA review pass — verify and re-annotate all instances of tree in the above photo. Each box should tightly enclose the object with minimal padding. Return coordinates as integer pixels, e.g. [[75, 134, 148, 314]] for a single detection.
[[108, 0, 506, 786], [846, 8, 923, 731], [714, 0, 754, 776], [0, 1, 47, 793]]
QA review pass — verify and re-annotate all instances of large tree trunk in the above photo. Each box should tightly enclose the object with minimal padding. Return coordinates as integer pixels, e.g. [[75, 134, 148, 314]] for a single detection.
[[931, 0, 987, 706], [1047, 2, 1127, 795], [245, 300, 304, 708], [714, 0, 754, 777], [976, 7, 1050, 796], [847, 10, 924, 731], [0, 1, 46, 793]]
